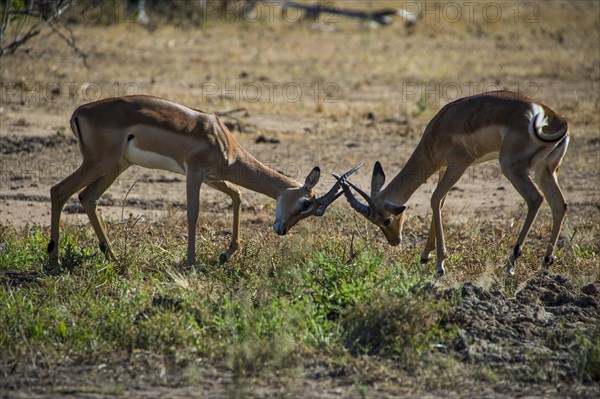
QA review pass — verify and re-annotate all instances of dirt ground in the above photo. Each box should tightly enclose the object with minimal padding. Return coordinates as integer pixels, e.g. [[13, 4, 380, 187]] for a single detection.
[[1, 2, 598, 231], [1, 0, 599, 397]]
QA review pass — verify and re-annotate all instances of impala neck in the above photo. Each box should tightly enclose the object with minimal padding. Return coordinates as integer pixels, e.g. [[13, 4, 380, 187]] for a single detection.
[[381, 144, 436, 204], [226, 149, 300, 199]]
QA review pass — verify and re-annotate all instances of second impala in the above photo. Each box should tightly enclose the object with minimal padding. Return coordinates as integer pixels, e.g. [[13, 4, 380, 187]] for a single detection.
[[338, 90, 569, 276], [49, 95, 359, 269]]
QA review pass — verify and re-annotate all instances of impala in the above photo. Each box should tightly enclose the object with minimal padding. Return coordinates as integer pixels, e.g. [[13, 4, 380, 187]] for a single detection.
[[338, 90, 569, 276], [49, 95, 360, 269]]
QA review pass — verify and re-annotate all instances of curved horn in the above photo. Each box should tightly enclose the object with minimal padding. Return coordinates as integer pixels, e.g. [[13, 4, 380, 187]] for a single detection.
[[341, 178, 377, 218], [314, 164, 363, 216], [340, 181, 370, 217]]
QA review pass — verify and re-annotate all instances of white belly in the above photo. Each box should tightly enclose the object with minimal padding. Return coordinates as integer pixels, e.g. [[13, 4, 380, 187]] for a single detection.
[[474, 151, 499, 164], [124, 139, 186, 175]]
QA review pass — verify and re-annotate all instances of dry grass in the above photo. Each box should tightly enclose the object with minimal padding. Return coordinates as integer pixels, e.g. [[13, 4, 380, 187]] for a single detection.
[[1, 1, 599, 396]]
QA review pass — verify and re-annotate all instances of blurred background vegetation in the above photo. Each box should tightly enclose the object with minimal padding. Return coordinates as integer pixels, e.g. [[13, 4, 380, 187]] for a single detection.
[[1, 0, 267, 57]]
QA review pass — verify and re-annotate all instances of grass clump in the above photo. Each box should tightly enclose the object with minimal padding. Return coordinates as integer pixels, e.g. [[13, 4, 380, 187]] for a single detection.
[[342, 291, 445, 364], [578, 326, 600, 382], [0, 226, 50, 271]]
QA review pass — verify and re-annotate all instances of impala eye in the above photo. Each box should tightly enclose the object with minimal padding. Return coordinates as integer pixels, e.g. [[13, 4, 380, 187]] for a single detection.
[[301, 199, 312, 211], [383, 217, 393, 227]]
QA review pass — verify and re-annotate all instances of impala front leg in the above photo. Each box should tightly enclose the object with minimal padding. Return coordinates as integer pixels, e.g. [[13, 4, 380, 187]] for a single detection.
[[186, 167, 205, 266], [421, 217, 436, 264], [430, 197, 447, 275], [421, 170, 447, 264], [430, 165, 467, 276]]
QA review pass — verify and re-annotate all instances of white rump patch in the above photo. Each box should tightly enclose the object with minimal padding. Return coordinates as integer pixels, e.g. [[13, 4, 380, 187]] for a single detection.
[[527, 103, 549, 137], [124, 138, 186, 175]]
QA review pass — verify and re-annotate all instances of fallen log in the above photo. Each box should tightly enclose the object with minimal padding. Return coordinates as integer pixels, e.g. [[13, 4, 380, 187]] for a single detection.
[[281, 1, 416, 27]]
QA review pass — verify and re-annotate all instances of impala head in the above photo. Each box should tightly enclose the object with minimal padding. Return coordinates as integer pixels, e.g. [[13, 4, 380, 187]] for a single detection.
[[341, 162, 406, 246], [274, 164, 363, 235]]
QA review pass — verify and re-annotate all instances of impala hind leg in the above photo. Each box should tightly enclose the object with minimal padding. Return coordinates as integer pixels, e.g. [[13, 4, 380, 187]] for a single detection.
[[430, 165, 468, 276], [535, 141, 568, 268], [78, 161, 129, 260], [49, 163, 109, 270], [207, 181, 242, 264], [502, 163, 543, 276]]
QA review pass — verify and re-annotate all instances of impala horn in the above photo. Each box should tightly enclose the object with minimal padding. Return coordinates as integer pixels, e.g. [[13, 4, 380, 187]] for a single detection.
[[314, 163, 363, 216], [333, 174, 377, 219]]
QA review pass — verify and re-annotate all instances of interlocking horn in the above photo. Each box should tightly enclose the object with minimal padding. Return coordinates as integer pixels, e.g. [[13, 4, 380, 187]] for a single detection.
[[314, 163, 363, 216], [334, 174, 377, 219]]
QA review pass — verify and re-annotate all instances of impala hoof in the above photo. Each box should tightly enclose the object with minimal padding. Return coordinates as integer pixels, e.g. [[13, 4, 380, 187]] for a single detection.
[[219, 252, 230, 264], [506, 264, 515, 276], [44, 262, 63, 275], [420, 257, 430, 264], [436, 264, 445, 277]]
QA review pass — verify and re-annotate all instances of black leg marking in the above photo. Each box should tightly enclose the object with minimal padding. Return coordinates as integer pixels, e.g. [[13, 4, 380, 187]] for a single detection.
[[544, 255, 554, 266], [47, 240, 55, 253], [127, 134, 135, 141], [99, 242, 108, 253], [219, 253, 228, 264], [513, 244, 522, 260]]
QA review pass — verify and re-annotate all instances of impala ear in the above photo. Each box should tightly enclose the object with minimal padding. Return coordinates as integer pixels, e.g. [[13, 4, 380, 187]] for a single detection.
[[304, 167, 321, 190], [371, 161, 386, 196], [384, 201, 406, 215]]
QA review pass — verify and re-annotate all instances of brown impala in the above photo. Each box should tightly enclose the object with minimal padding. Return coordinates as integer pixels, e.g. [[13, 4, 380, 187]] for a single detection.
[[337, 91, 569, 276], [49, 95, 360, 269]]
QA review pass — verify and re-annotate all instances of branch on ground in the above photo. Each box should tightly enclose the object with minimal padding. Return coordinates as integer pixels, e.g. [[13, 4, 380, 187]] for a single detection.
[[0, 0, 89, 68]]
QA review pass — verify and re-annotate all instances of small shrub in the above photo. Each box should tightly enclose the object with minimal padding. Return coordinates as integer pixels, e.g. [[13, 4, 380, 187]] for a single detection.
[[341, 290, 445, 368], [579, 327, 600, 382]]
